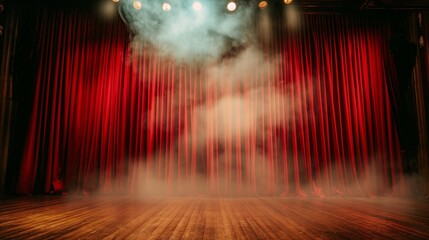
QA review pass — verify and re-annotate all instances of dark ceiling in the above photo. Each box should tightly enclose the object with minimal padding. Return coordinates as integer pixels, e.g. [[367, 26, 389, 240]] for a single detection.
[[230, 0, 429, 13], [363, 0, 429, 9], [7, 0, 429, 14], [291, 0, 429, 11]]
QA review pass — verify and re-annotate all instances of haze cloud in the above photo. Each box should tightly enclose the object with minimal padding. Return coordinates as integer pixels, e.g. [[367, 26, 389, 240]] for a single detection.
[[119, 0, 254, 61], [185, 46, 311, 149], [114, 1, 316, 196]]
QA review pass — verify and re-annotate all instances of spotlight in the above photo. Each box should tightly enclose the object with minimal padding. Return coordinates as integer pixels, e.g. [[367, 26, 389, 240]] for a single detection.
[[193, 1, 202, 12], [226, 1, 237, 12], [112, 0, 119, 2], [258, 0, 268, 8], [162, 2, 171, 11], [133, 0, 142, 10], [284, 0, 293, 4]]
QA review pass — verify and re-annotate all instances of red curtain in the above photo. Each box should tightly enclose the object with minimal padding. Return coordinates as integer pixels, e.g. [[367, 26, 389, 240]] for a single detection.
[[16, 8, 403, 196]]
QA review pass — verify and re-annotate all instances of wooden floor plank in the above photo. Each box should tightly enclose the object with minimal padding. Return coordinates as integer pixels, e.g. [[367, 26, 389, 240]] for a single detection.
[[0, 195, 428, 239], [229, 199, 260, 239], [220, 199, 247, 240], [214, 199, 230, 240], [165, 198, 197, 240], [179, 198, 203, 240]]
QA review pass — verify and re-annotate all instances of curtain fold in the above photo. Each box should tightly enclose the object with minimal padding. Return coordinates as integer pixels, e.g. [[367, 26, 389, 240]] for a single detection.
[[0, 2, 17, 195], [410, 11, 429, 195], [16, 7, 403, 196]]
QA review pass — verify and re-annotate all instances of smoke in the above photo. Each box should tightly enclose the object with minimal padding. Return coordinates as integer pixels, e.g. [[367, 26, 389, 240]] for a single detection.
[[109, 1, 313, 195], [112, 0, 312, 195], [118, 0, 254, 61], [186, 46, 311, 149]]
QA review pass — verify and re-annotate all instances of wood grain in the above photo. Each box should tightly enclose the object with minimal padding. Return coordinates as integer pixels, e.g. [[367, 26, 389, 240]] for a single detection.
[[0, 195, 428, 239]]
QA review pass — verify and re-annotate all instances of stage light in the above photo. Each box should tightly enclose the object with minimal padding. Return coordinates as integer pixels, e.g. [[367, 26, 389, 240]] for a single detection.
[[133, 1, 142, 10], [284, 0, 293, 4], [258, 1, 268, 8], [193, 1, 202, 12], [226, 1, 237, 12], [162, 2, 171, 11]]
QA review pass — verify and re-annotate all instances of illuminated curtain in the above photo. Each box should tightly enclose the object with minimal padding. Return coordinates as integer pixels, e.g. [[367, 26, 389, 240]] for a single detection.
[[15, 7, 403, 196]]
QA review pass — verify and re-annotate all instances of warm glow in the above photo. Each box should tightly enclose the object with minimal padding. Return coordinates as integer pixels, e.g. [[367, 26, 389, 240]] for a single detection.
[[133, 1, 142, 10], [193, 1, 202, 12], [284, 0, 293, 4], [112, 0, 119, 2], [258, 1, 268, 8], [101, 1, 117, 18], [284, 5, 300, 29], [227, 2, 237, 12], [162, 2, 171, 11]]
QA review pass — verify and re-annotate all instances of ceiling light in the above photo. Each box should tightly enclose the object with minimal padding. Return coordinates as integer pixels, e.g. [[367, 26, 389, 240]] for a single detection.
[[227, 1, 237, 12], [162, 2, 171, 11], [258, 1, 268, 8], [133, 1, 142, 10], [193, 1, 202, 12]]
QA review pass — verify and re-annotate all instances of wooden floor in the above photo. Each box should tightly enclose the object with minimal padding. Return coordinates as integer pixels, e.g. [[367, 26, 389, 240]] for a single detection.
[[0, 195, 428, 239]]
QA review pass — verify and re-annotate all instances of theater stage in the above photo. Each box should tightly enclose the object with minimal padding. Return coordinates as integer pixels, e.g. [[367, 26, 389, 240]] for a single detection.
[[0, 195, 428, 239]]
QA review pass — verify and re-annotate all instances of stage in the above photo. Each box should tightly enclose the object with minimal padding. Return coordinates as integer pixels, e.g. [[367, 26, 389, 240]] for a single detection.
[[0, 195, 428, 239]]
